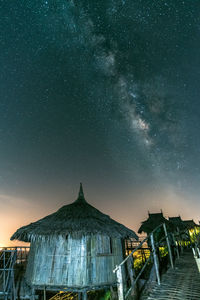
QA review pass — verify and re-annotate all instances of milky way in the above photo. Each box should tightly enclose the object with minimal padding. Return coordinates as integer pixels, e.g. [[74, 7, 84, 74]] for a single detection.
[[1, 0, 200, 245]]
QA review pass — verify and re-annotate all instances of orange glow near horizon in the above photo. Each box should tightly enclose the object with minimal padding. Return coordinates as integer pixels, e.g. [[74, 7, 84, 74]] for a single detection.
[[1, 186, 200, 246], [0, 193, 54, 247]]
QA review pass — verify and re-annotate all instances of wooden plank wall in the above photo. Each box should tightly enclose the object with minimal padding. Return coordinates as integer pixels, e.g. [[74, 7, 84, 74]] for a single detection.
[[25, 234, 124, 288]]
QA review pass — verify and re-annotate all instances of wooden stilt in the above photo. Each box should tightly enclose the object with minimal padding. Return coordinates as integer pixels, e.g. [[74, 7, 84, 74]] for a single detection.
[[110, 286, 116, 300], [82, 291, 87, 300], [31, 287, 35, 300], [172, 233, 179, 259], [150, 233, 160, 285], [127, 255, 135, 288], [143, 248, 147, 262], [78, 292, 81, 300], [163, 223, 174, 269], [197, 247, 200, 258], [3, 252, 5, 299], [12, 268, 16, 300], [177, 227, 183, 253], [43, 286, 46, 300]]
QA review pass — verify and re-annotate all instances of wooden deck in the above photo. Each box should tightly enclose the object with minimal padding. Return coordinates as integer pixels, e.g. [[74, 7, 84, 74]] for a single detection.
[[143, 250, 200, 300]]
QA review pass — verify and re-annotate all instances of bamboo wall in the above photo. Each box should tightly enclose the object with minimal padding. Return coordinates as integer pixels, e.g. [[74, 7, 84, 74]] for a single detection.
[[25, 234, 124, 289]]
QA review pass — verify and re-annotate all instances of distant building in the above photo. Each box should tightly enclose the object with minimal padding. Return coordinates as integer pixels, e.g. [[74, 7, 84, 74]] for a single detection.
[[138, 211, 170, 235], [168, 216, 186, 232], [11, 184, 138, 299], [182, 219, 199, 230]]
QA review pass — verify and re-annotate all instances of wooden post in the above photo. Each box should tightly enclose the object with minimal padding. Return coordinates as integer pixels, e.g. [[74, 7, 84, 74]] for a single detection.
[[116, 265, 125, 300], [150, 233, 160, 285], [197, 247, 200, 258], [43, 286, 46, 300], [3, 251, 6, 298], [141, 249, 144, 263], [194, 226, 197, 239], [163, 223, 174, 269], [192, 247, 196, 257], [13, 250, 17, 300], [172, 233, 179, 259], [177, 227, 183, 253], [110, 286, 116, 300], [12, 268, 16, 300], [188, 229, 192, 246], [194, 243, 198, 258], [82, 291, 87, 300], [31, 288, 35, 300], [142, 248, 146, 263], [127, 255, 135, 288]]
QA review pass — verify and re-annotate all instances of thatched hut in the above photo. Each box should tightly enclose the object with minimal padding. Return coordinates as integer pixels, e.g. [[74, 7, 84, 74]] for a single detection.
[[11, 184, 138, 298], [182, 219, 199, 230], [138, 211, 169, 235], [168, 216, 186, 232], [182, 220, 200, 242]]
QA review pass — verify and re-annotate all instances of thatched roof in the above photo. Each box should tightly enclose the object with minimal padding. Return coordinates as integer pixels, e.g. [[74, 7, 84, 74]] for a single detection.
[[182, 219, 200, 230], [11, 184, 138, 242], [168, 216, 186, 231], [138, 211, 171, 234]]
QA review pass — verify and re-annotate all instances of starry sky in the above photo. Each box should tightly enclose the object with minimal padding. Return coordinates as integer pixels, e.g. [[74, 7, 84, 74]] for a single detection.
[[1, 0, 200, 246]]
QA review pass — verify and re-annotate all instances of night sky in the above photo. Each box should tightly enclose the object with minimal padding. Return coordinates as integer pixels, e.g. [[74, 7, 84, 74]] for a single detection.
[[1, 0, 200, 246]]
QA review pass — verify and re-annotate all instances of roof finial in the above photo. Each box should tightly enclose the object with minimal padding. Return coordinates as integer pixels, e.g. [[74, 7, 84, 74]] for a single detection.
[[77, 183, 86, 202]]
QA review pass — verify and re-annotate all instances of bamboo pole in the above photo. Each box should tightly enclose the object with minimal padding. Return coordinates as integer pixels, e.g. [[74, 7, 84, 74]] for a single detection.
[[163, 223, 174, 269], [150, 233, 160, 285]]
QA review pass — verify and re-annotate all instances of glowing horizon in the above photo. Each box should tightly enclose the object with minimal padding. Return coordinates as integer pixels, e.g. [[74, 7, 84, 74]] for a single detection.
[[1, 185, 200, 247]]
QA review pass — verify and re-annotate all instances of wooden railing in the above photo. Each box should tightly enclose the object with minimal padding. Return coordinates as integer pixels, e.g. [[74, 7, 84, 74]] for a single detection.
[[0, 247, 30, 300], [192, 232, 200, 272], [113, 223, 186, 300], [0, 247, 30, 265], [0, 249, 17, 300]]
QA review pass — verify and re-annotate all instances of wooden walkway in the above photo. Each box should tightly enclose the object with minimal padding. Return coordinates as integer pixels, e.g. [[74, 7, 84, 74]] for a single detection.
[[144, 250, 200, 300]]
